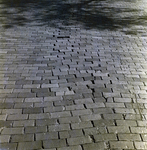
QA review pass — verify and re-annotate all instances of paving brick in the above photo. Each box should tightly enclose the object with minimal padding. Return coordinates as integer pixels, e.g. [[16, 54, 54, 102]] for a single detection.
[[110, 141, 134, 149], [59, 116, 81, 124], [25, 126, 47, 133], [7, 114, 28, 120], [36, 119, 58, 126], [0, 135, 10, 143], [93, 120, 115, 127], [82, 142, 107, 150], [84, 127, 107, 135], [130, 127, 147, 133], [74, 98, 93, 104], [17, 141, 42, 150], [72, 109, 92, 116], [67, 136, 92, 146], [134, 142, 147, 149], [118, 133, 141, 141], [0, 143, 17, 150], [23, 108, 43, 114], [57, 145, 82, 150], [71, 121, 93, 129], [11, 134, 34, 142], [116, 120, 137, 126], [51, 111, 71, 118], [1, 127, 24, 134], [29, 113, 50, 119], [48, 124, 70, 132], [36, 132, 58, 140], [0, 115, 7, 121], [93, 108, 113, 114], [43, 139, 66, 149], [13, 120, 35, 127], [2, 109, 22, 114], [108, 126, 130, 133], [103, 114, 123, 120], [44, 106, 64, 113], [85, 102, 105, 109]]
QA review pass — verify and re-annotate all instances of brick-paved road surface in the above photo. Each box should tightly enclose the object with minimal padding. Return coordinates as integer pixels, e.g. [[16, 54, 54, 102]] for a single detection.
[[1, 0, 147, 149]]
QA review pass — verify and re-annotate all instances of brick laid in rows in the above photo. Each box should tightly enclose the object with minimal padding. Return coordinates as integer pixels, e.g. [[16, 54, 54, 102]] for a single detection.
[[1, 127, 24, 134], [110, 141, 134, 149], [71, 121, 93, 129], [48, 124, 70, 132], [108, 126, 130, 133], [0, 135, 10, 143], [82, 142, 107, 150], [118, 134, 141, 141], [11, 134, 34, 142], [36, 132, 58, 140], [57, 145, 82, 150], [25, 126, 47, 133], [94, 134, 117, 142]]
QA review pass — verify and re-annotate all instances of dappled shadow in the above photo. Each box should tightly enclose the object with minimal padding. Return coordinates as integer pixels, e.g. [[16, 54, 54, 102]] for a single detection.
[[0, 0, 147, 33]]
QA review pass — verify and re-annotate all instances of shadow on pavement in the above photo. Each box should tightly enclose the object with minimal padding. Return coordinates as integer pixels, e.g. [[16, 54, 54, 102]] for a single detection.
[[0, 0, 147, 34]]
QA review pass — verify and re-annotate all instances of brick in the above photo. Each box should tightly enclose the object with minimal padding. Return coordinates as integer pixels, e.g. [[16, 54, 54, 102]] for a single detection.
[[131, 127, 147, 133], [67, 136, 92, 145], [44, 106, 64, 113], [23, 108, 43, 114], [110, 141, 134, 149], [94, 134, 117, 142], [72, 109, 92, 116], [17, 141, 42, 150], [59, 116, 80, 124], [141, 134, 147, 141], [1, 127, 24, 134], [36, 132, 58, 140], [0, 135, 10, 143], [74, 98, 93, 104], [29, 113, 50, 119], [116, 120, 137, 126], [0, 115, 7, 121], [118, 134, 141, 141], [36, 119, 58, 126], [71, 121, 93, 129], [93, 120, 115, 127], [43, 139, 66, 149], [82, 142, 107, 150], [93, 108, 113, 114], [84, 127, 107, 135], [114, 108, 135, 114], [0, 121, 13, 128], [80, 114, 101, 121], [48, 124, 70, 132], [11, 134, 34, 142], [69, 129, 83, 138], [125, 114, 143, 120], [7, 114, 28, 120], [57, 145, 82, 150], [59, 131, 70, 139], [51, 111, 71, 118], [13, 120, 35, 127], [2, 109, 22, 114], [0, 143, 17, 150], [134, 142, 147, 149], [137, 121, 147, 126], [108, 126, 130, 133], [24, 97, 43, 102], [103, 114, 123, 120], [106, 103, 125, 108], [85, 102, 105, 108], [25, 126, 47, 133], [14, 102, 33, 108], [65, 104, 84, 110]]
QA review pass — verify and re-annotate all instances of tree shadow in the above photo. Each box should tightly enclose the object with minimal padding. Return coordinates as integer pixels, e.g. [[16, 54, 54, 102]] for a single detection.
[[0, 0, 147, 34]]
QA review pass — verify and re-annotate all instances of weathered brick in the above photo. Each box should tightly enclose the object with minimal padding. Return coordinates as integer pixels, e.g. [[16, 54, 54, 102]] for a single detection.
[[0, 143, 17, 150], [11, 134, 34, 142], [29, 113, 50, 119], [51, 111, 71, 118], [0, 135, 10, 143], [82, 142, 107, 150], [7, 114, 28, 120], [57, 145, 82, 150], [118, 134, 141, 141], [108, 126, 130, 133], [110, 141, 134, 149], [13, 120, 35, 127], [48, 124, 70, 132], [2, 109, 22, 114], [25, 126, 47, 133], [116, 120, 137, 126], [72, 109, 92, 116], [59, 116, 81, 124], [17, 141, 42, 150], [130, 127, 147, 133], [134, 142, 147, 149], [80, 114, 101, 121], [71, 121, 93, 129], [94, 134, 117, 142], [43, 139, 66, 149], [67, 136, 92, 146], [1, 127, 24, 134], [36, 132, 58, 140], [36, 119, 58, 126]]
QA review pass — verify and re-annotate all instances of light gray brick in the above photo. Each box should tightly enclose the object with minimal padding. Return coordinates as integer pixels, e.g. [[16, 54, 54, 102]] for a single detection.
[[11, 134, 34, 142], [25, 126, 47, 133], [51, 111, 71, 118], [85, 102, 105, 109], [0, 135, 10, 143], [36, 132, 58, 140], [0, 115, 7, 121], [94, 134, 117, 142], [7, 114, 28, 120], [118, 134, 141, 141], [67, 136, 92, 146], [114, 108, 135, 114], [29, 113, 50, 119], [1, 127, 24, 134], [83, 142, 107, 150], [2, 109, 22, 114], [108, 126, 130, 133], [65, 104, 84, 110], [13, 120, 35, 127], [80, 114, 101, 121], [74, 98, 93, 104], [116, 120, 137, 126], [24, 97, 43, 102], [110, 141, 134, 149], [134, 142, 147, 149], [48, 124, 70, 132], [59, 116, 81, 124], [57, 145, 82, 150], [71, 121, 93, 129], [131, 127, 147, 133], [72, 109, 92, 116], [17, 141, 42, 150]]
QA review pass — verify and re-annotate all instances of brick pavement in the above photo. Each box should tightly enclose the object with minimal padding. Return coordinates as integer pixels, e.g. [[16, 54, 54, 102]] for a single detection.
[[1, 0, 147, 150]]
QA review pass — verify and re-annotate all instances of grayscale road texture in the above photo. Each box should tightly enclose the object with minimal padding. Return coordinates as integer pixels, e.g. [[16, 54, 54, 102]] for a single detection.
[[0, 0, 147, 149]]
